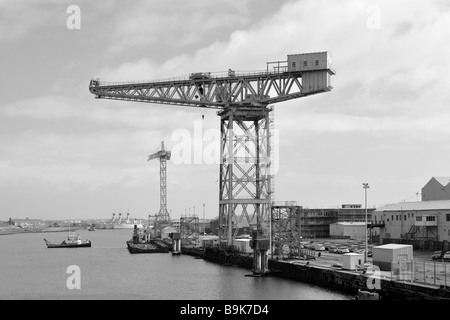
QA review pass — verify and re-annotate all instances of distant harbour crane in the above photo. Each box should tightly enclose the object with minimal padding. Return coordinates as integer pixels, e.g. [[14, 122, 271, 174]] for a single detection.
[[148, 141, 172, 236]]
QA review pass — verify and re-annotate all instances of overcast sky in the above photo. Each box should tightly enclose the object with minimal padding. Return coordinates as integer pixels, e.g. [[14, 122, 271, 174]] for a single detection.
[[1, 0, 450, 221]]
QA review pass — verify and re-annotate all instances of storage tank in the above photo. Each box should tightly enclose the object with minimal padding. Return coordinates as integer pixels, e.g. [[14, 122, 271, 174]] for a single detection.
[[372, 244, 413, 271]]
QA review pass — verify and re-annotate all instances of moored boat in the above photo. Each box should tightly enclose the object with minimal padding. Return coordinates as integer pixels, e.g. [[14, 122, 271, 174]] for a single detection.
[[126, 225, 170, 254], [44, 233, 91, 248]]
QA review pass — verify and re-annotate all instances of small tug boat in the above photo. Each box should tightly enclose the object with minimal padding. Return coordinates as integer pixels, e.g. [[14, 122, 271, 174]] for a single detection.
[[44, 233, 91, 248]]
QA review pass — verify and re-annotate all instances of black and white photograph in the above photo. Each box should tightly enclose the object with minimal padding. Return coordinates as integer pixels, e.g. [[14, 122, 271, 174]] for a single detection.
[[1, 0, 450, 307]]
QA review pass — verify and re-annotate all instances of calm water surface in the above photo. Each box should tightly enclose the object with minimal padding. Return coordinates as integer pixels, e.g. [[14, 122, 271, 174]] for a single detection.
[[0, 229, 351, 300]]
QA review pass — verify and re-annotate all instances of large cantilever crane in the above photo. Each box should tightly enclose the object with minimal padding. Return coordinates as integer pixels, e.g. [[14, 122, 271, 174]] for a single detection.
[[89, 52, 335, 272], [148, 141, 171, 236]]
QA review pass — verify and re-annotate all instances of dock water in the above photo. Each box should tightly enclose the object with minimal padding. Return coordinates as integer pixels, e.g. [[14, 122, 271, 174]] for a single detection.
[[182, 246, 450, 300]]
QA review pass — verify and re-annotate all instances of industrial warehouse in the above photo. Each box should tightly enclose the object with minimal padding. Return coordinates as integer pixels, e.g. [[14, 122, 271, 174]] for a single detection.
[[371, 177, 450, 251]]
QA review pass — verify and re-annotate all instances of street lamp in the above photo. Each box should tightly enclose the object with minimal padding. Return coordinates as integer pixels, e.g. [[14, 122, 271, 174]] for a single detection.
[[363, 183, 370, 262], [203, 203, 206, 236]]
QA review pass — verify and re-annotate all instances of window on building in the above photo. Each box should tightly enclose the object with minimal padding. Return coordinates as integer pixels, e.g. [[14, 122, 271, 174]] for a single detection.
[[412, 213, 414, 218], [392, 215, 394, 221], [315, 60, 319, 66], [426, 216, 436, 222], [416, 216, 422, 222], [447, 214, 450, 222], [396, 215, 398, 221], [408, 213, 410, 219], [292, 61, 296, 68], [404, 215, 407, 220], [303, 61, 308, 67]]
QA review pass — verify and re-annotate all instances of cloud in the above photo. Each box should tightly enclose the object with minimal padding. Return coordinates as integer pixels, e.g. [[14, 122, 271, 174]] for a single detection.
[[97, 0, 450, 133], [0, 94, 219, 197], [0, 0, 64, 41], [108, 0, 251, 54]]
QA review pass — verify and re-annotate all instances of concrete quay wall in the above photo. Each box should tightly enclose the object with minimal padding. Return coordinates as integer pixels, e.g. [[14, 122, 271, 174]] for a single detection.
[[182, 246, 450, 300]]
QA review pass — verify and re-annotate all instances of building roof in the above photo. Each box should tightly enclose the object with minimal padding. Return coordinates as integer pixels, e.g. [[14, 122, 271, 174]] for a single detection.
[[332, 222, 366, 226], [375, 200, 450, 212], [373, 244, 412, 250], [432, 177, 450, 187]]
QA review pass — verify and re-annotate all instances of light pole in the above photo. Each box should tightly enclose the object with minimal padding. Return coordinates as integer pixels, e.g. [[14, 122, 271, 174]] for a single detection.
[[363, 183, 370, 262], [203, 203, 206, 236]]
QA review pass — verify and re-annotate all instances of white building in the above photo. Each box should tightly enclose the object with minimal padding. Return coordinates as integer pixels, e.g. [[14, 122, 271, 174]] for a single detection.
[[372, 200, 450, 246], [422, 177, 450, 201], [329, 222, 367, 240]]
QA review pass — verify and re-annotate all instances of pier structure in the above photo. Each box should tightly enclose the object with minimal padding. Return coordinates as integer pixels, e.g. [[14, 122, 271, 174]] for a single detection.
[[169, 232, 182, 255], [250, 226, 270, 275]]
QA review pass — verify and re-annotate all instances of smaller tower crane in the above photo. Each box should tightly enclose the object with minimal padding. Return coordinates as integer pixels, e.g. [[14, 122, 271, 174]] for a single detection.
[[148, 141, 172, 237]]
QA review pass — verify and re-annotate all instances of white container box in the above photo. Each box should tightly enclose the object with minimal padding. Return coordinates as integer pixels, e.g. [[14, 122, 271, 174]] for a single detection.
[[232, 239, 253, 253], [372, 244, 413, 271], [372, 244, 413, 262], [342, 253, 364, 271]]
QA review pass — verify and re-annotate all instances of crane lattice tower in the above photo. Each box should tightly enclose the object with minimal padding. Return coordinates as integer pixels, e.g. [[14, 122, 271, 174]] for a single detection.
[[148, 141, 171, 235], [89, 52, 335, 246]]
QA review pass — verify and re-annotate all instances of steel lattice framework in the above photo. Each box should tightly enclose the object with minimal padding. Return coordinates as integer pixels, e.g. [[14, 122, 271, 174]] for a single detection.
[[89, 70, 329, 109], [180, 216, 199, 245], [271, 203, 302, 258], [89, 54, 334, 246], [148, 142, 171, 236], [218, 107, 272, 244]]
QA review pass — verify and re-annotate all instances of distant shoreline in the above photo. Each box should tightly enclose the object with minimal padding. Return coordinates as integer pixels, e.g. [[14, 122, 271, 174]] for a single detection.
[[0, 227, 82, 236]]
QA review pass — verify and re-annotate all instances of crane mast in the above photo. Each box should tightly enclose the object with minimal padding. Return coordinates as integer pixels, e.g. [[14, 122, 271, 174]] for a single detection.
[[89, 52, 335, 255], [148, 141, 171, 236]]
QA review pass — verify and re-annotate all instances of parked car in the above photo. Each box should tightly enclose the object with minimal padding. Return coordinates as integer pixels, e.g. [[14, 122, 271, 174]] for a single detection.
[[314, 244, 326, 251], [337, 247, 350, 254], [443, 251, 450, 261], [431, 251, 444, 261], [328, 246, 338, 253]]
